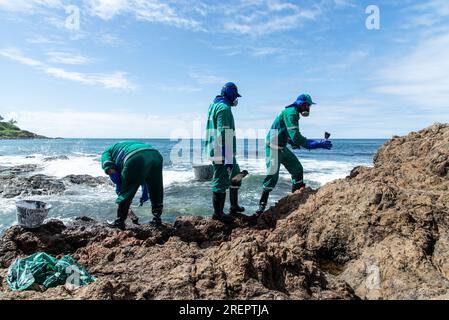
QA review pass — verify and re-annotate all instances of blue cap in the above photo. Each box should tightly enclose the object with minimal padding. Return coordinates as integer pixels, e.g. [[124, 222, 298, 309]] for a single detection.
[[221, 82, 241, 102], [295, 94, 316, 106]]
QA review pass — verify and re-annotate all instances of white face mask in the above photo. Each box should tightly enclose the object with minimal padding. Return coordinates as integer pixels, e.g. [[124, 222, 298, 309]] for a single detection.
[[232, 98, 239, 107], [300, 111, 309, 117]]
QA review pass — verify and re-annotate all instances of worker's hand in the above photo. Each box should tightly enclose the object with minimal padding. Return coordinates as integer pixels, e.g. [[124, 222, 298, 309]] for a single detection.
[[109, 171, 121, 184], [139, 184, 149, 205], [106, 168, 116, 175], [115, 183, 121, 195], [109, 171, 122, 194], [321, 140, 333, 150], [305, 139, 333, 150]]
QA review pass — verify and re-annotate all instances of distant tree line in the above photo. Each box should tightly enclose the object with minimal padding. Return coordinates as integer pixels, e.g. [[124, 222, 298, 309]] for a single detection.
[[0, 115, 17, 124]]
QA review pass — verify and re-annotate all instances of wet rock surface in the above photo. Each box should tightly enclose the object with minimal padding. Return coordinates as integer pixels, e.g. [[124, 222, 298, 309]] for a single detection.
[[0, 174, 66, 198], [62, 175, 110, 187], [43, 155, 69, 162], [1, 124, 448, 300], [0, 164, 110, 198]]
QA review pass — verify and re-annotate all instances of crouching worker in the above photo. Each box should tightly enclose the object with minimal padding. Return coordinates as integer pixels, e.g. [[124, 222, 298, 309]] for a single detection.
[[101, 141, 164, 230]]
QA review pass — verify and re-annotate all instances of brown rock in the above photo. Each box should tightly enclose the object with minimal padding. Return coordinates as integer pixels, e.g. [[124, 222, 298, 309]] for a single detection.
[[1, 124, 448, 300]]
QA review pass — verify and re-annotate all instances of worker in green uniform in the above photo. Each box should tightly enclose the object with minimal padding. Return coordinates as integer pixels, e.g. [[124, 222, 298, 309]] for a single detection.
[[205, 82, 245, 223], [256, 94, 333, 214], [101, 141, 164, 230]]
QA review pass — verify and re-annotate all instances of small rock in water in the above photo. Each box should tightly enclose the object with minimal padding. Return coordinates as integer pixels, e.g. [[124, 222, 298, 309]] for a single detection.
[[63, 175, 109, 186], [43, 155, 69, 162]]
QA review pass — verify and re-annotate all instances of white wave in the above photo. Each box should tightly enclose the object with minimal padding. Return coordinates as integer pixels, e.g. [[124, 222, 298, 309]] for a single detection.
[[163, 170, 195, 186], [0, 155, 42, 166], [235, 156, 371, 186], [1, 152, 370, 190], [40, 156, 104, 177], [0, 198, 19, 214]]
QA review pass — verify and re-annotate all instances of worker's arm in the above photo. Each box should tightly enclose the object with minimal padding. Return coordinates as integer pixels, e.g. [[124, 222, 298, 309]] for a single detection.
[[216, 107, 234, 165], [284, 112, 308, 148]]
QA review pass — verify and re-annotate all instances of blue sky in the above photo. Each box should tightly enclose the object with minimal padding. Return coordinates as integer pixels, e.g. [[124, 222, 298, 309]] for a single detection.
[[0, 0, 448, 138]]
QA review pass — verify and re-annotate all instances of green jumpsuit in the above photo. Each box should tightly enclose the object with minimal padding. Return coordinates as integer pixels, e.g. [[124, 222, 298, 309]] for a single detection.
[[263, 106, 308, 192], [101, 141, 164, 209], [205, 101, 241, 193]]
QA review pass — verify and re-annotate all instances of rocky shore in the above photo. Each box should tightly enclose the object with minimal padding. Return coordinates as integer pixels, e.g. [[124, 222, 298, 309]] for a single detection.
[[0, 124, 448, 300]]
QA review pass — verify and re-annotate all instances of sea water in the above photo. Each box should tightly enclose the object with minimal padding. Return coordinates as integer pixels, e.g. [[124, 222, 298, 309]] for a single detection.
[[0, 138, 385, 232]]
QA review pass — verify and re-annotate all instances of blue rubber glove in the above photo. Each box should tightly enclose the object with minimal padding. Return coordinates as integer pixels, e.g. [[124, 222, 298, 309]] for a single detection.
[[109, 171, 122, 194], [140, 184, 149, 206], [110, 171, 121, 184], [305, 139, 333, 150], [322, 140, 333, 150]]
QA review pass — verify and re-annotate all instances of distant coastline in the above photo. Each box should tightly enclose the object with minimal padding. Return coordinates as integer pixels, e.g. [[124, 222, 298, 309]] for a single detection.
[[0, 120, 50, 140]]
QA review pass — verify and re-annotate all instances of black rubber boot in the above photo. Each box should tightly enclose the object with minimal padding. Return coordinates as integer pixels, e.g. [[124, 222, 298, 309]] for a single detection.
[[256, 190, 270, 215], [150, 204, 163, 227], [292, 182, 306, 193], [107, 202, 128, 230], [229, 187, 245, 216], [212, 192, 234, 224], [128, 209, 140, 225]]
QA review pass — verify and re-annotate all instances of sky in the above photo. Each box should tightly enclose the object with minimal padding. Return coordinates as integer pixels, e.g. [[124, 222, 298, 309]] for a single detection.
[[0, 0, 448, 139]]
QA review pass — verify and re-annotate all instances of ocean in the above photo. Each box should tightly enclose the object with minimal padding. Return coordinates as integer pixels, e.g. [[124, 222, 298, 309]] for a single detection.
[[0, 138, 385, 232]]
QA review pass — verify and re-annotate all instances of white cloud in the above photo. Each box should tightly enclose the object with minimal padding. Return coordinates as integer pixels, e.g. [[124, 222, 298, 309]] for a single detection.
[[47, 51, 92, 65], [212, 44, 285, 58], [403, 0, 449, 29], [373, 32, 449, 109], [156, 84, 201, 93], [26, 35, 64, 45], [45, 68, 133, 89], [0, 47, 134, 90], [250, 45, 284, 56], [1, 0, 340, 38], [222, 1, 321, 36], [99, 33, 124, 46], [188, 69, 227, 85], [9, 110, 204, 138], [324, 50, 369, 72], [82, 0, 326, 35], [333, 0, 355, 7], [83, 0, 128, 19], [0, 0, 62, 12], [84, 0, 203, 30], [0, 47, 44, 67]]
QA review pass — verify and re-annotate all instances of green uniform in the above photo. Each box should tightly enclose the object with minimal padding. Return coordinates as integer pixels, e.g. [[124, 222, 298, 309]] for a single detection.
[[263, 106, 308, 191], [101, 141, 163, 208], [205, 100, 240, 193]]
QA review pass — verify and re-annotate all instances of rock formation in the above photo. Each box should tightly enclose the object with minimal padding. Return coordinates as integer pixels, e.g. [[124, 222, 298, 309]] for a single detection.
[[0, 124, 448, 300], [0, 165, 111, 199]]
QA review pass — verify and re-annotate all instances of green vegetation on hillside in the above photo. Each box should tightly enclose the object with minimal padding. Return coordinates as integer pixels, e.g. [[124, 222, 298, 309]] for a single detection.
[[0, 117, 48, 139]]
